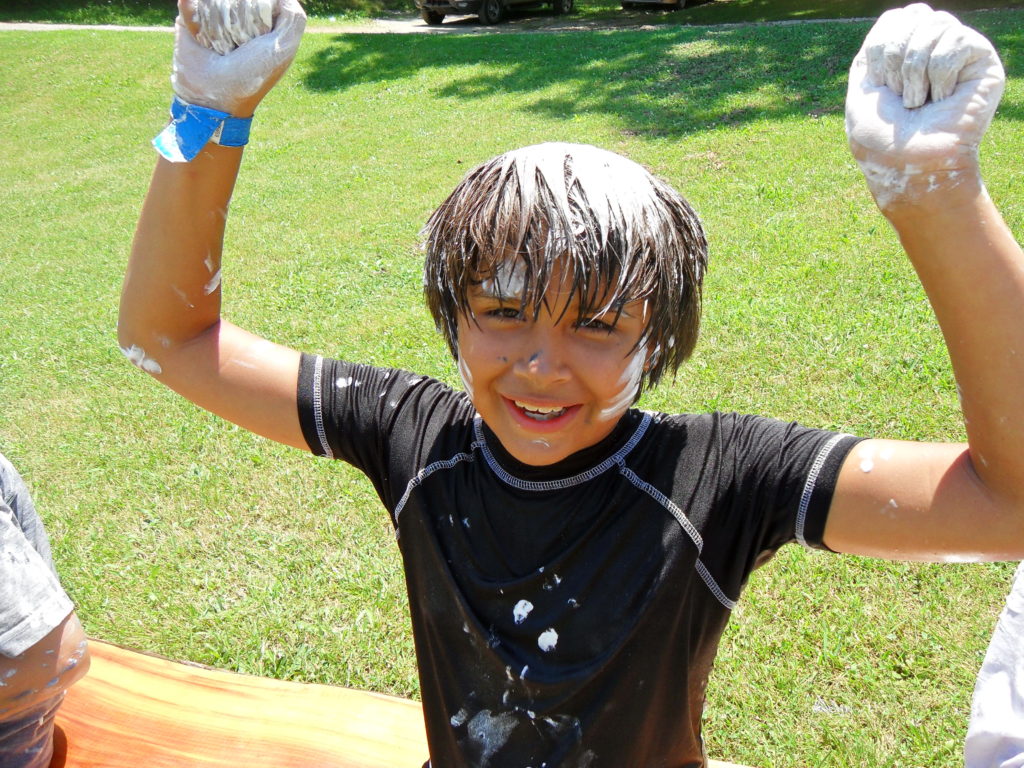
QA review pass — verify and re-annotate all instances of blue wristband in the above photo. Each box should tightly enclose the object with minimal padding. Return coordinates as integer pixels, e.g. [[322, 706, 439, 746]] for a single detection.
[[152, 97, 253, 163]]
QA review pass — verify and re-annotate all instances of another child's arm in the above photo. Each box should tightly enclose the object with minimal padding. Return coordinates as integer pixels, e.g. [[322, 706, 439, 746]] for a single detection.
[[118, 0, 309, 450], [823, 4, 1024, 560]]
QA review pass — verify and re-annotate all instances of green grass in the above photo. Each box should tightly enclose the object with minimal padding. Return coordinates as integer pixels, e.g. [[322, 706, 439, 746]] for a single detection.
[[2, 10, 1024, 766]]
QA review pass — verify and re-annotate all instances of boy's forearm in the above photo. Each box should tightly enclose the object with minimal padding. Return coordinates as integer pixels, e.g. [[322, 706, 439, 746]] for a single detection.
[[885, 180, 1024, 506], [119, 146, 243, 361]]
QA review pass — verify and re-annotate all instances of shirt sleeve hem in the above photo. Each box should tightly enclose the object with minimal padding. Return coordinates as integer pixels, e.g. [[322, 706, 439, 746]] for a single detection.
[[0, 599, 74, 658], [797, 434, 865, 552], [297, 352, 332, 458]]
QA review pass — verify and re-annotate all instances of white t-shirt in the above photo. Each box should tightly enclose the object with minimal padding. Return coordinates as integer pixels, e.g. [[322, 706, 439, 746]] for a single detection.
[[0, 452, 72, 658], [966, 561, 1024, 768]]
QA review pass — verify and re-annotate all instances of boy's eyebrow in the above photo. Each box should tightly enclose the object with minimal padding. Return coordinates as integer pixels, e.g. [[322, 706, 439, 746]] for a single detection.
[[586, 300, 643, 320]]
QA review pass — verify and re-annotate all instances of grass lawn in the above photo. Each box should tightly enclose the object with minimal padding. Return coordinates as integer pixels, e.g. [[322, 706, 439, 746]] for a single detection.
[[1, 8, 1023, 767]]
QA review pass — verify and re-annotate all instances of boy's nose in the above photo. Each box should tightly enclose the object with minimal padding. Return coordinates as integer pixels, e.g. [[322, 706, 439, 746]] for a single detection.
[[513, 344, 570, 384]]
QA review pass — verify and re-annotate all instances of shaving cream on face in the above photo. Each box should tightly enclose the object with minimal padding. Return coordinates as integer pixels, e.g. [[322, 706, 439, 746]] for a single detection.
[[191, 0, 276, 55], [597, 343, 646, 422], [457, 352, 475, 400]]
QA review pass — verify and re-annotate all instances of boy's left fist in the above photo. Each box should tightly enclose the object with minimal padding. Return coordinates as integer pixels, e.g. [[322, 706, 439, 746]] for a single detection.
[[845, 3, 1004, 209], [171, 0, 306, 117]]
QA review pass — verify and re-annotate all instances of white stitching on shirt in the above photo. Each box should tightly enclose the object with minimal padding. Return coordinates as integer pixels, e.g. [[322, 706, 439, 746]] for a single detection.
[[465, 412, 736, 610], [795, 433, 849, 547], [617, 465, 704, 551], [393, 444, 482, 535], [473, 413, 652, 491], [694, 560, 737, 611], [311, 355, 334, 459], [617, 464, 736, 611]]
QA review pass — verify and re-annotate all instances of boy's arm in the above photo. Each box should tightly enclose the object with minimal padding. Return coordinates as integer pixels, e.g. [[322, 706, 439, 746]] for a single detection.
[[118, 0, 310, 450], [823, 4, 1024, 560]]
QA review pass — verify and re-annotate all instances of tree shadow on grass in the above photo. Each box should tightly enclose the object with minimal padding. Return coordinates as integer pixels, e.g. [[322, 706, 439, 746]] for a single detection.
[[302, 15, 1022, 137]]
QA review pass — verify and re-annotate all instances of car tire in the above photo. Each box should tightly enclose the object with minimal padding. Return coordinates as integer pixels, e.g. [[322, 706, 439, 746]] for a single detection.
[[478, 0, 504, 25], [420, 8, 446, 24], [553, 0, 573, 13]]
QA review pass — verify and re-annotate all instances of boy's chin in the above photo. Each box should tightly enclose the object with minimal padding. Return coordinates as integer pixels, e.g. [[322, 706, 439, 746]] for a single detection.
[[503, 440, 575, 466], [486, 411, 629, 467]]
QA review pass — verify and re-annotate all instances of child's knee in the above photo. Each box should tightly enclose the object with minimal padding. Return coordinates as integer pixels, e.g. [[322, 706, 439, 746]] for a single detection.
[[0, 613, 89, 720]]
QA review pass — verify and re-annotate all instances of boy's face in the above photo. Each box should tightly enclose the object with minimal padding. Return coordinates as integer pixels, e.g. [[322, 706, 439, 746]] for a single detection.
[[456, 260, 649, 466]]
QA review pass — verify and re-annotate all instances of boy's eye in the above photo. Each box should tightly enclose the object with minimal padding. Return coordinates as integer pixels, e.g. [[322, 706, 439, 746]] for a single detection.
[[575, 316, 616, 333], [486, 306, 525, 321]]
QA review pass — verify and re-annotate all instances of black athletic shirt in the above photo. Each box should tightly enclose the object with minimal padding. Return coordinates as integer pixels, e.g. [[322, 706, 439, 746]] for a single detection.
[[297, 354, 861, 768]]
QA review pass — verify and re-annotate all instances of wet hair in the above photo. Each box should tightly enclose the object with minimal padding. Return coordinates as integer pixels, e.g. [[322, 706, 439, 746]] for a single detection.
[[422, 142, 708, 393]]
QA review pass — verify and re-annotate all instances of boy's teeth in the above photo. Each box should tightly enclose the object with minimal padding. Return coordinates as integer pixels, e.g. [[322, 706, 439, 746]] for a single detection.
[[514, 400, 565, 414]]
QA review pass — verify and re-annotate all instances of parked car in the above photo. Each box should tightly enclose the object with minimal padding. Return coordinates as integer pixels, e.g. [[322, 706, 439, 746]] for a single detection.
[[415, 0, 573, 26]]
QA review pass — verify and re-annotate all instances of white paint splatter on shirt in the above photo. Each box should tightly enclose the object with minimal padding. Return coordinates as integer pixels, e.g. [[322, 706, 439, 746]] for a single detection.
[[538, 628, 558, 652], [513, 600, 533, 625]]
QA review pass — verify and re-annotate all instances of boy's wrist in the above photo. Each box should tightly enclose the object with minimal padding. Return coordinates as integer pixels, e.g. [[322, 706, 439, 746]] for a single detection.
[[878, 170, 986, 223], [853, 147, 983, 216], [152, 96, 253, 164]]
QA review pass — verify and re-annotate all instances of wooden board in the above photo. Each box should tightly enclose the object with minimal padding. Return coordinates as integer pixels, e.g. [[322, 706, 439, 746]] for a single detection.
[[52, 640, 429, 768], [51, 640, 751, 768]]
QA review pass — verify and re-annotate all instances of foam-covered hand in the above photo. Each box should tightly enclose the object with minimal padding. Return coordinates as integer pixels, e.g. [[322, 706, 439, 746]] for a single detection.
[[845, 3, 1004, 210], [172, 0, 306, 117]]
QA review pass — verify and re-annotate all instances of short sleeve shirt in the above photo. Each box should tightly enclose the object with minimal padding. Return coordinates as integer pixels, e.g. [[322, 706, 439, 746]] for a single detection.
[[0, 453, 73, 658], [965, 561, 1024, 768], [298, 355, 860, 768]]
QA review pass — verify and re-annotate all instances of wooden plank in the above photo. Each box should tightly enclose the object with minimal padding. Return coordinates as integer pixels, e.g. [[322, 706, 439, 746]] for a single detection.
[[52, 640, 429, 768], [51, 640, 752, 768]]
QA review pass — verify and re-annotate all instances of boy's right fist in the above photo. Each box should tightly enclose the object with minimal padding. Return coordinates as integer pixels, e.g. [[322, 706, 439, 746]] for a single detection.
[[171, 0, 306, 117], [845, 3, 1004, 211]]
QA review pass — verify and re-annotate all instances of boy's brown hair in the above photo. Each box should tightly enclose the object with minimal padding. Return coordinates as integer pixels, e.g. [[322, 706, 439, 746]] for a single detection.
[[422, 142, 708, 394]]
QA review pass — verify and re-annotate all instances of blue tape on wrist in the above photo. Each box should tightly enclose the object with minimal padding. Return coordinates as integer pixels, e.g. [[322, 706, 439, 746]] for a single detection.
[[152, 97, 253, 163]]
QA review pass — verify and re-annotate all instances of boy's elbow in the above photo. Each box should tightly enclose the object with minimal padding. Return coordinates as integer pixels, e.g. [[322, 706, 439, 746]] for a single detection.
[[117, 319, 166, 377], [117, 340, 166, 377]]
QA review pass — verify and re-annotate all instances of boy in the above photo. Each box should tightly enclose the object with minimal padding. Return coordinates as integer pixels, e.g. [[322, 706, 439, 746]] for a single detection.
[[120, 1, 1024, 765], [0, 452, 90, 768]]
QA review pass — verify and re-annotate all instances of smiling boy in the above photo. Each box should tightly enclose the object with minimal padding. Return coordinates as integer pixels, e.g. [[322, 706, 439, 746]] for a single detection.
[[119, 2, 1024, 766]]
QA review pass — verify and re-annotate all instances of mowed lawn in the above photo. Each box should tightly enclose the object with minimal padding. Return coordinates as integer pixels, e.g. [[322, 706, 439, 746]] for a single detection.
[[1, 10, 1023, 767]]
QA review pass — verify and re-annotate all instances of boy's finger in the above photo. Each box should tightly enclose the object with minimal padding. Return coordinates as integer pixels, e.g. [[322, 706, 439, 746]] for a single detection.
[[224, 0, 274, 51], [232, 0, 304, 67], [883, 4, 933, 95], [863, 8, 905, 87], [927, 25, 973, 103], [929, 26, 1002, 104], [900, 10, 956, 108], [863, 4, 929, 90]]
